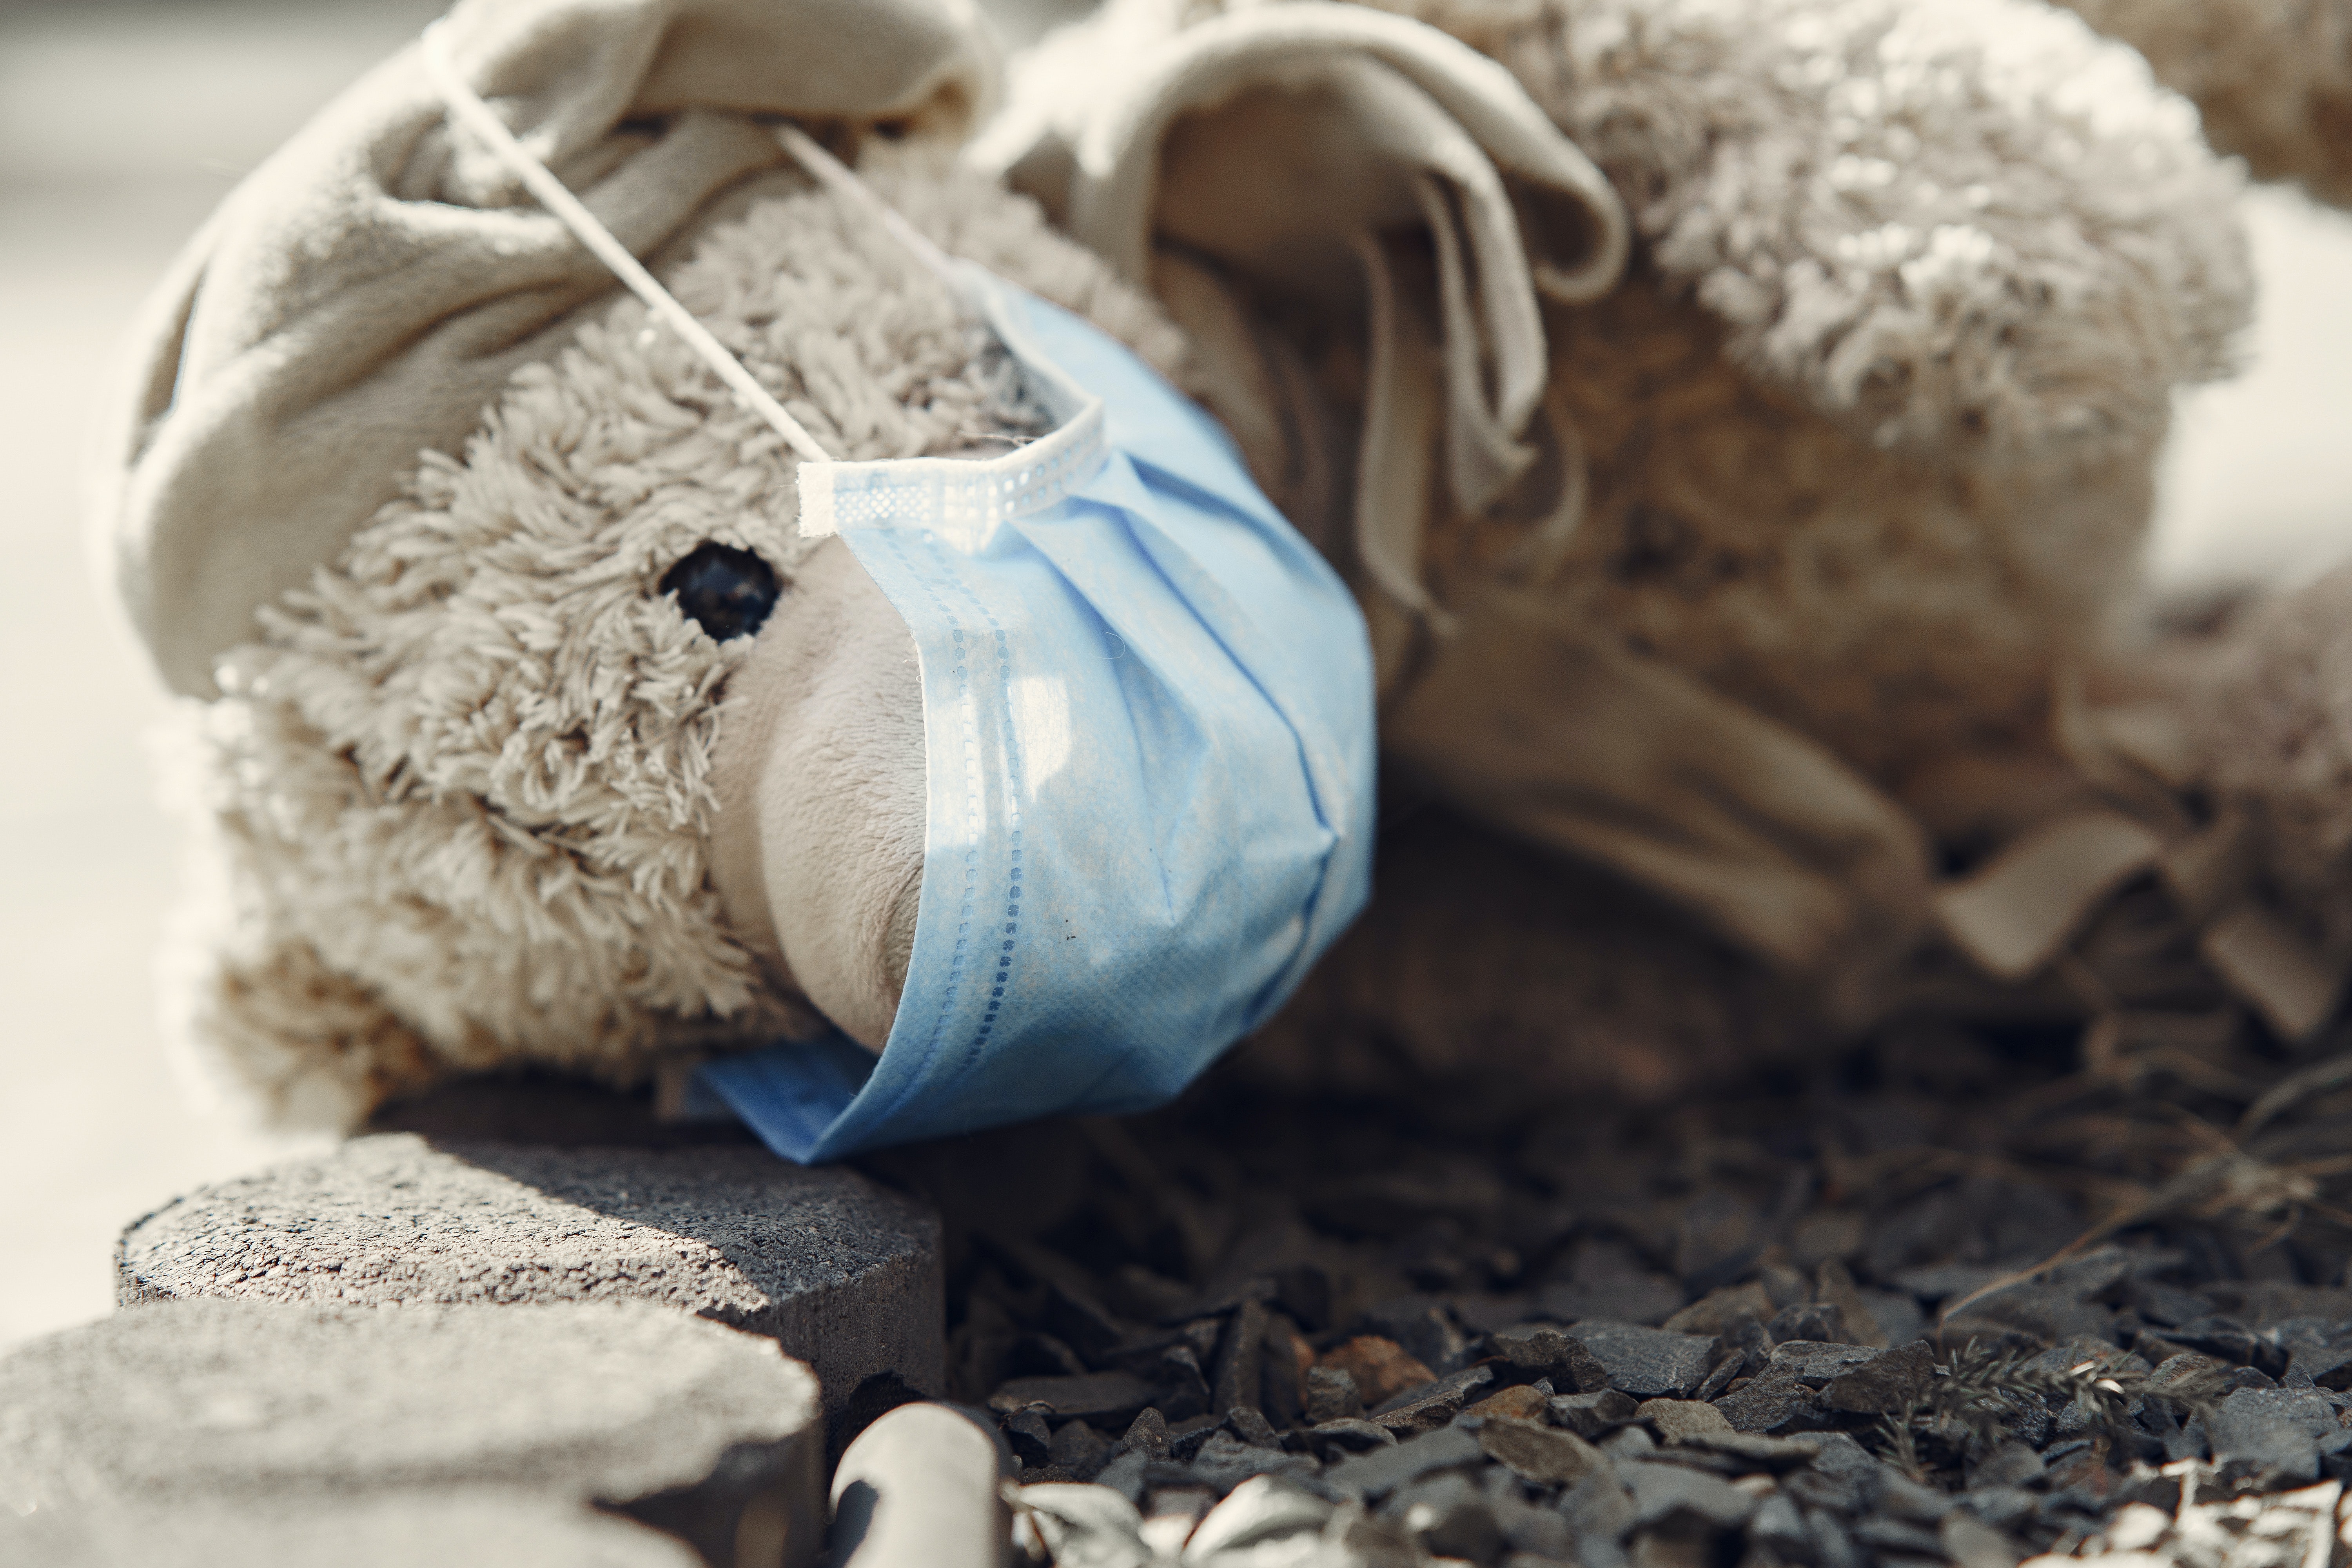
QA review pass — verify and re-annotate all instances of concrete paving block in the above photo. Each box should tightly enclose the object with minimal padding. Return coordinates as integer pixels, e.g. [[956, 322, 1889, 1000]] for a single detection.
[[0, 1298, 819, 1567], [116, 1132, 944, 1410]]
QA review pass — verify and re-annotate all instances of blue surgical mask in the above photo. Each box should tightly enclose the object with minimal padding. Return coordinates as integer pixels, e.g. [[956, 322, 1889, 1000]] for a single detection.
[[426, 27, 1377, 1160]]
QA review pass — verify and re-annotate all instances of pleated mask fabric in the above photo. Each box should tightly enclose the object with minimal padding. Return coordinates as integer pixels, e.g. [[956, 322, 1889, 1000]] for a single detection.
[[701, 260, 1377, 1159]]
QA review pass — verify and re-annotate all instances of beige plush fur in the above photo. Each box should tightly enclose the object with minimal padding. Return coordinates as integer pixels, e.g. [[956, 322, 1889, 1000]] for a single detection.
[[169, 163, 1182, 1127], [2058, 0, 2352, 209]]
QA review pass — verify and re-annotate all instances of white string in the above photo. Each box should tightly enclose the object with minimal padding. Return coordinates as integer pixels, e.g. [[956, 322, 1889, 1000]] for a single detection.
[[417, 21, 835, 465]]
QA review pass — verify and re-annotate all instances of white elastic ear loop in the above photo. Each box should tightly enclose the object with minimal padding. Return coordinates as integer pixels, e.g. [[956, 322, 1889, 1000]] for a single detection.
[[418, 20, 836, 465]]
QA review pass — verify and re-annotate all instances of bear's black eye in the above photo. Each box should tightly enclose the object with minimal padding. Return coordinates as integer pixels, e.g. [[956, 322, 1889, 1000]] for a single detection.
[[661, 543, 780, 642]]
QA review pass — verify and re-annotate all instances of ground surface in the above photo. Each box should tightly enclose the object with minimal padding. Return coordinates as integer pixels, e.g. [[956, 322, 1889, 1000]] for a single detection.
[[859, 1009, 2352, 1565]]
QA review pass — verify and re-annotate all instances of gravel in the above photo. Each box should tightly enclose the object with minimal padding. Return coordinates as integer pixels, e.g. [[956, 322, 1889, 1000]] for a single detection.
[[824, 1022, 2352, 1568]]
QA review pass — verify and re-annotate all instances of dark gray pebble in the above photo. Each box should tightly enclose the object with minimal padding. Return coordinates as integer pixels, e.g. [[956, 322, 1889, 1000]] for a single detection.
[[1619, 1461, 1758, 1531], [1305, 1365, 1363, 1425], [1370, 1365, 1494, 1436], [1570, 1323, 1721, 1399], [1550, 1388, 1639, 1437], [1820, 1341, 1935, 1414], [1489, 1325, 1611, 1393], [987, 1372, 1156, 1427], [1384, 1472, 1505, 1560], [1324, 1425, 1485, 1501], [2209, 1386, 2335, 1486]]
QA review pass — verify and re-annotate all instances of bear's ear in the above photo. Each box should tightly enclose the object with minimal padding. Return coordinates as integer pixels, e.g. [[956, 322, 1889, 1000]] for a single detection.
[[99, 0, 1000, 702], [975, 3, 1628, 683]]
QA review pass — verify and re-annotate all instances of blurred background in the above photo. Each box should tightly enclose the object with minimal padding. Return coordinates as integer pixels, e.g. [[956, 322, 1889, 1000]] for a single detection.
[[0, 0, 2345, 1354]]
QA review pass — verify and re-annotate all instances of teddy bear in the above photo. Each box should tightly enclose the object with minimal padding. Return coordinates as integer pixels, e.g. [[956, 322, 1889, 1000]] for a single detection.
[[96, 0, 2314, 1135]]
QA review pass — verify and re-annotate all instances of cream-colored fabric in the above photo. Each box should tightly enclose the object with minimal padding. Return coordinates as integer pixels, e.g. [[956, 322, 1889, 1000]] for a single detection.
[[1380, 585, 1934, 992], [99, 0, 1001, 700], [973, 0, 1628, 663]]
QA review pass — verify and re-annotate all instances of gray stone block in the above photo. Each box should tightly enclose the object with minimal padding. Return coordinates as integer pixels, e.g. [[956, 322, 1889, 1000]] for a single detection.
[[117, 1132, 943, 1412], [0, 1298, 819, 1566]]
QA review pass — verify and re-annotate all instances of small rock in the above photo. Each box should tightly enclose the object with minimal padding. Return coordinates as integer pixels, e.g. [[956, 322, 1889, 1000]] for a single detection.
[[1357, 1297, 1473, 1377], [1964, 1486, 2038, 1531], [1712, 1370, 1831, 1436], [1662, 1283, 1774, 1338], [1619, 1463, 1758, 1531], [1808, 1506, 1864, 1568], [1550, 1388, 1640, 1437], [1117, 1408, 1172, 1462], [1222, 1408, 1281, 1450], [1819, 1341, 1934, 1414], [1750, 1492, 1810, 1558], [1136, 1489, 1214, 1562], [1693, 1354, 1744, 1403], [1091, 1448, 1150, 1506], [1488, 1325, 1611, 1392], [1017, 1482, 1150, 1567], [1049, 1420, 1114, 1477], [1478, 1419, 1610, 1487], [1318, 1336, 1436, 1409], [1324, 1425, 1485, 1501], [1040, 1279, 1127, 1366], [2209, 1386, 2334, 1485], [1849, 1516, 1945, 1556], [1307, 1419, 1397, 1456], [1570, 1323, 1721, 1399], [1875, 1468, 1953, 1522], [1766, 1303, 1851, 1346], [1672, 1431, 1824, 1469], [1541, 1242, 1685, 1328], [1562, 1471, 1639, 1557], [1185, 1431, 1321, 1497], [1183, 1475, 1332, 1560], [1493, 1488, 1573, 1561], [989, 1374, 1158, 1429], [1966, 1442, 2044, 1491], [1602, 1425, 1657, 1460], [1814, 1261, 1890, 1349], [1210, 1301, 1269, 1421], [1385, 1472, 1504, 1562], [1788, 1432, 1882, 1514], [1944, 1284, 2114, 1350], [1635, 1399, 1733, 1443], [1465, 1385, 1551, 1423], [1304, 1365, 1363, 1425], [1001, 1406, 1052, 1470], [1940, 1510, 2020, 1568], [1120, 1341, 1211, 1423], [1790, 1213, 1866, 1270], [1167, 1414, 1223, 1463], [1369, 1365, 1494, 1436], [1766, 1342, 1879, 1387]]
